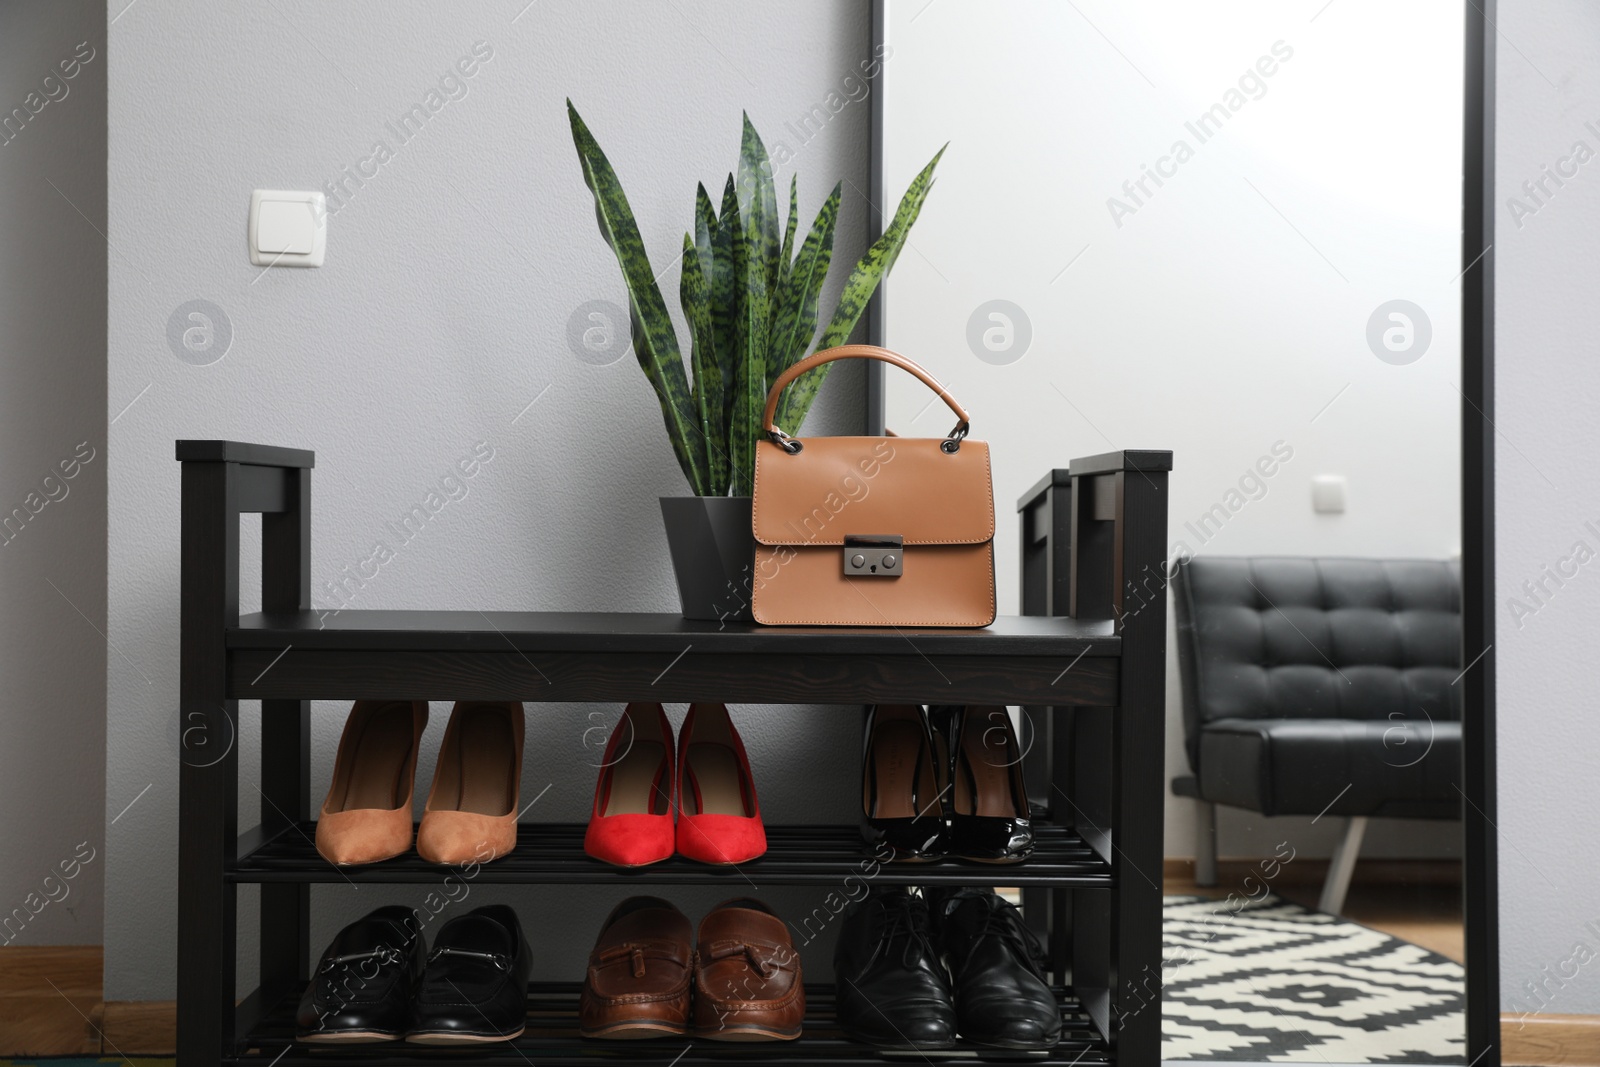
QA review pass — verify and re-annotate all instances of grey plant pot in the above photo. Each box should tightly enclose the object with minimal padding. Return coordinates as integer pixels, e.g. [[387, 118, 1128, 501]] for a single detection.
[[659, 495, 757, 623]]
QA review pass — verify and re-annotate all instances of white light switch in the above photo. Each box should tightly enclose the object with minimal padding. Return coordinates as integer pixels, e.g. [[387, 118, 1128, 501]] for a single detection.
[[1312, 474, 1347, 514], [249, 190, 325, 267], [258, 201, 314, 254]]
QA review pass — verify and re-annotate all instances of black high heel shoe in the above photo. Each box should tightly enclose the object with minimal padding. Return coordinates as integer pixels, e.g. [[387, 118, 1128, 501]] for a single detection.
[[943, 705, 1034, 863], [860, 704, 947, 861]]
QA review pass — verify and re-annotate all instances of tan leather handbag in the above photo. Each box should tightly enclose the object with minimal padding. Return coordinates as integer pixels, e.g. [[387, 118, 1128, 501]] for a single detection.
[[751, 345, 996, 628]]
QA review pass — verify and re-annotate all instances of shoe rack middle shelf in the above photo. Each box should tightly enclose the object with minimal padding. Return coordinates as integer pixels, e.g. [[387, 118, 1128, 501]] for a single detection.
[[233, 821, 1115, 887]]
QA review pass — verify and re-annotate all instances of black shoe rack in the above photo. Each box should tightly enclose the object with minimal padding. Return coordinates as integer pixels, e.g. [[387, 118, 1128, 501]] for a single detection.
[[176, 440, 1171, 1067]]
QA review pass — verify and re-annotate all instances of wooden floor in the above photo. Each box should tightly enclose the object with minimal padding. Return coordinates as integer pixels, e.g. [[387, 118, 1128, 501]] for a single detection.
[[1163, 865, 1465, 963], [0, 945, 102, 1057]]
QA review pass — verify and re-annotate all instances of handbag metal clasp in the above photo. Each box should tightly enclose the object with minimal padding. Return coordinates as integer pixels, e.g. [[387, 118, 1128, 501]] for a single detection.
[[842, 534, 903, 578]]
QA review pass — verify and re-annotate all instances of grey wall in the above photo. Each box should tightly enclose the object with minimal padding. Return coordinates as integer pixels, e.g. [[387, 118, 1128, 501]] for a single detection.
[[1494, 0, 1600, 1018], [105, 0, 875, 999], [0, 1, 107, 948]]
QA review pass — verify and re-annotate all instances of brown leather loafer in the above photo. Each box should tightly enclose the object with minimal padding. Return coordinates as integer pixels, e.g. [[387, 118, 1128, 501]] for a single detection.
[[579, 897, 693, 1039], [692, 898, 803, 1041]]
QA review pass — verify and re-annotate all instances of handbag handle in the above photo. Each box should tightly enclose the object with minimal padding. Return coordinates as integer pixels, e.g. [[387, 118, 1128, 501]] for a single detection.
[[762, 344, 971, 453]]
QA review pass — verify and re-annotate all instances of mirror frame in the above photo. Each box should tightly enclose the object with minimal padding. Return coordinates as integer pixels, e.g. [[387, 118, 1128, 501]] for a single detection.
[[865, 2, 1502, 1063]]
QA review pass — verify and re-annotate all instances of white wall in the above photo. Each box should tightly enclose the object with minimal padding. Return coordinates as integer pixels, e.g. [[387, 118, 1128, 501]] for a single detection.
[[1493, 0, 1600, 1018], [106, 1, 875, 999], [881, 0, 1464, 861], [0, 0, 107, 947]]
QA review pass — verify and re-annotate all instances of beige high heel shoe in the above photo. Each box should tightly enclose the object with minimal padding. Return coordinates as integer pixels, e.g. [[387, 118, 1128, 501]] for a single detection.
[[416, 701, 525, 865], [315, 701, 429, 866]]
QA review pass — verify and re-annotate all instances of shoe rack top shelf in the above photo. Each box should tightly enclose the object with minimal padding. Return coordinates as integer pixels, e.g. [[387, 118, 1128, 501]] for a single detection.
[[232, 609, 1118, 654], [227, 611, 1121, 705]]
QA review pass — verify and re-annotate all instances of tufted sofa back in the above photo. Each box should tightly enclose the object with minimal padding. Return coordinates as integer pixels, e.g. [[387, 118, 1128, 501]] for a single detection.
[[1171, 557, 1461, 769]]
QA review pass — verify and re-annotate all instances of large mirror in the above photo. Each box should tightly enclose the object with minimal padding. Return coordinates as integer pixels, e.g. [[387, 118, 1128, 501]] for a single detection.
[[879, 1, 1469, 1061]]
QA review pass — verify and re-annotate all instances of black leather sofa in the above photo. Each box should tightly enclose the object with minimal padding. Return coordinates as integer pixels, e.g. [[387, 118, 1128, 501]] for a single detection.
[[1171, 556, 1462, 913]]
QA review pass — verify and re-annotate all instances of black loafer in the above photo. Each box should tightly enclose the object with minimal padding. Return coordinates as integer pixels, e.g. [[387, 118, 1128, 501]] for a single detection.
[[834, 888, 956, 1049], [931, 888, 1061, 1049], [860, 705, 948, 861], [296, 906, 424, 1043], [406, 905, 531, 1044]]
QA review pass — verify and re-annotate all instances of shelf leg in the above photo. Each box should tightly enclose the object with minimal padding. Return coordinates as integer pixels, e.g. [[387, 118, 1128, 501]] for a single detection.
[[177, 461, 241, 1067], [1070, 463, 1169, 1067], [1114, 469, 1169, 1067], [1069, 705, 1112, 1006], [1019, 705, 1057, 977], [258, 465, 312, 1009]]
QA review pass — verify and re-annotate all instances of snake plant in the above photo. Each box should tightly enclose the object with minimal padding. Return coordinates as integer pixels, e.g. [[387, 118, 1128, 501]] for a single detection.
[[568, 100, 943, 496]]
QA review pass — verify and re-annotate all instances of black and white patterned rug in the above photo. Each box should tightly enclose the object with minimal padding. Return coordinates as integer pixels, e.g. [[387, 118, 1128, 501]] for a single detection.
[[1162, 895, 1465, 1062]]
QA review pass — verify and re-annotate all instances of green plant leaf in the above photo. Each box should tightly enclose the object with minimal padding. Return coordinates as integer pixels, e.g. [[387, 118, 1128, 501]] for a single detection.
[[775, 173, 798, 303], [730, 188, 771, 497], [736, 112, 780, 305], [780, 145, 945, 431], [710, 176, 744, 457], [767, 182, 841, 423], [694, 181, 718, 282], [681, 232, 729, 496], [567, 100, 707, 494], [767, 173, 804, 386], [693, 182, 721, 487]]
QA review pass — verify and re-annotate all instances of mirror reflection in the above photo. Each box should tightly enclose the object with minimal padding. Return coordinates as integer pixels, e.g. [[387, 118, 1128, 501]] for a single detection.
[[881, 1, 1466, 1061]]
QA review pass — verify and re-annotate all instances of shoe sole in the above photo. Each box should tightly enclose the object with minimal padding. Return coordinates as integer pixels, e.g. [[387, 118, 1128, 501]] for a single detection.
[[968, 1036, 1063, 1050], [586, 857, 671, 868], [580, 1021, 688, 1040], [681, 856, 765, 866], [694, 1025, 802, 1042], [296, 1031, 400, 1043], [405, 1027, 525, 1045], [840, 1033, 957, 1050]]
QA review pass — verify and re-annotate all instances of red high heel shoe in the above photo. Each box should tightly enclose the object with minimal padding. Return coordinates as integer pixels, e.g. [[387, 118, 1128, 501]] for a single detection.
[[675, 703, 766, 865], [584, 703, 675, 867]]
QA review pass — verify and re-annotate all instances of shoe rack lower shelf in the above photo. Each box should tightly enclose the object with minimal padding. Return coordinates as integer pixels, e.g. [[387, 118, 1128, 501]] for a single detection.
[[233, 822, 1115, 888], [234, 982, 1110, 1066]]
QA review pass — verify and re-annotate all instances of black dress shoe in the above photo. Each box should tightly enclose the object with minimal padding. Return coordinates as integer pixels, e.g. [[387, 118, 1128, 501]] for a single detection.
[[296, 906, 424, 1043], [939, 705, 1034, 863], [931, 888, 1061, 1049], [407, 905, 531, 1044], [834, 888, 956, 1049], [860, 705, 948, 861]]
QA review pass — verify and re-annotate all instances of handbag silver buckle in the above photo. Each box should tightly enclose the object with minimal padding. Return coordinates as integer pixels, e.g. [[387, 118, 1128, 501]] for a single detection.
[[843, 534, 903, 578]]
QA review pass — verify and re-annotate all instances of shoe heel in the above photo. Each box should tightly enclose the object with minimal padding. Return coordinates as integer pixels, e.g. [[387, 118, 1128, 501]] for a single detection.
[[583, 704, 675, 867], [676, 703, 766, 864], [948, 706, 1033, 863], [315, 701, 429, 866], [416, 702, 524, 865], [860, 704, 946, 861]]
